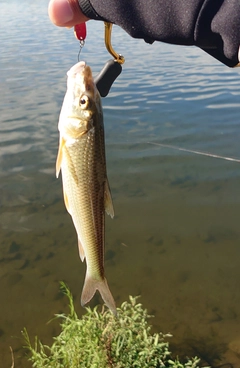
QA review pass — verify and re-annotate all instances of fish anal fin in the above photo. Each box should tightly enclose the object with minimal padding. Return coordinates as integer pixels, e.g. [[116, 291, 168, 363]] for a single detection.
[[78, 238, 85, 262], [81, 274, 117, 315], [56, 137, 66, 178], [104, 179, 114, 218]]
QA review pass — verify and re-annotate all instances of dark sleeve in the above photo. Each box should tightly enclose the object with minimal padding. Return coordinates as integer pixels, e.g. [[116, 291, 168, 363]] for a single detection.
[[78, 0, 240, 67]]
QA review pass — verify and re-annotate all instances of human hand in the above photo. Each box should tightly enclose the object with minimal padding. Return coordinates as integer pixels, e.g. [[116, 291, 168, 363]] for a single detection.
[[48, 0, 89, 27]]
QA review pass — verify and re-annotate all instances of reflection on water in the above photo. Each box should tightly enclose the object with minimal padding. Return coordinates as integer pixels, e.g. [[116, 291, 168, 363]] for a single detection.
[[1, 0, 240, 367]]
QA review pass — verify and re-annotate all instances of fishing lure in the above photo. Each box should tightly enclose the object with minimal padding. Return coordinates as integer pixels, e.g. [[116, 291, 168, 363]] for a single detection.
[[74, 23, 86, 60]]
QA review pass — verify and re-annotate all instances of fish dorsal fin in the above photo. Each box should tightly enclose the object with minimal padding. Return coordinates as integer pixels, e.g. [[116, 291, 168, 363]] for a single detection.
[[78, 238, 85, 262], [104, 179, 114, 218], [56, 137, 65, 178]]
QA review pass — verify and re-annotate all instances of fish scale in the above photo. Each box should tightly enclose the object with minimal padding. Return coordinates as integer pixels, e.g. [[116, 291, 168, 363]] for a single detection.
[[56, 61, 116, 314], [64, 136, 104, 268]]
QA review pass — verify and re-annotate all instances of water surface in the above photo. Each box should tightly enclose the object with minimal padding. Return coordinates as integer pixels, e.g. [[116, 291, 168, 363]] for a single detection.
[[1, 1, 240, 367]]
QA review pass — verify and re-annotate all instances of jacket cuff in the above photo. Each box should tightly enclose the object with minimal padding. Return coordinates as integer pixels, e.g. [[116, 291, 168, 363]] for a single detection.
[[78, 0, 107, 21]]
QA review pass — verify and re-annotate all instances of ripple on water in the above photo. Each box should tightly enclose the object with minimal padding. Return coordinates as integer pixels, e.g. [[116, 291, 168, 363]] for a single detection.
[[1, 2, 240, 367]]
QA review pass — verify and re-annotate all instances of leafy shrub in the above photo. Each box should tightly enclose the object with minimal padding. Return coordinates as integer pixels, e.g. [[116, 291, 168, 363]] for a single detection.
[[23, 283, 209, 368]]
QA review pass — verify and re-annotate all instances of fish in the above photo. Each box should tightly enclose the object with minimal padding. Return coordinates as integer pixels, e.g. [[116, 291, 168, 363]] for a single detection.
[[56, 61, 116, 315]]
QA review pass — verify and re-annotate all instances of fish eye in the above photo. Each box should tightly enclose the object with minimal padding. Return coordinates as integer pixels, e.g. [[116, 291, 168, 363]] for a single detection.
[[79, 95, 89, 109]]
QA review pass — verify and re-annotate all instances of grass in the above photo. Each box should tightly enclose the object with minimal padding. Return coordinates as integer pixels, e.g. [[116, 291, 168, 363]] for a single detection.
[[22, 283, 209, 368]]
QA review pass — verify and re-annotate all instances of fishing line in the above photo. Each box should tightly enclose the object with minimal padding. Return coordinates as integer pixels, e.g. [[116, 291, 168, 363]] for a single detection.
[[147, 142, 240, 163]]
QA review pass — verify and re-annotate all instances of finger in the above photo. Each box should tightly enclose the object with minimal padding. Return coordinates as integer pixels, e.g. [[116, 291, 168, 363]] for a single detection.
[[48, 0, 89, 27]]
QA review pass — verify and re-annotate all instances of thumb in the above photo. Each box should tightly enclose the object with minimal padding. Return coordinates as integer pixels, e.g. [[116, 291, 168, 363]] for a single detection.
[[48, 0, 89, 27]]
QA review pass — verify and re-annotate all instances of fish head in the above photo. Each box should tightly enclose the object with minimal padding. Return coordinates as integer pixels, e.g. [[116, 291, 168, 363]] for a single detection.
[[59, 61, 102, 138]]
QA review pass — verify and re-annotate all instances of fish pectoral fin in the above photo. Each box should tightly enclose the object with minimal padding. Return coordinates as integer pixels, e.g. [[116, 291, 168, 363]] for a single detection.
[[81, 274, 117, 315], [78, 238, 85, 262], [63, 189, 71, 214], [56, 136, 66, 178], [104, 179, 114, 218]]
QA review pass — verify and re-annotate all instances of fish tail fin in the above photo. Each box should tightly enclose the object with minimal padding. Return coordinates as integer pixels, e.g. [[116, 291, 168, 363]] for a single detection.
[[81, 274, 117, 315]]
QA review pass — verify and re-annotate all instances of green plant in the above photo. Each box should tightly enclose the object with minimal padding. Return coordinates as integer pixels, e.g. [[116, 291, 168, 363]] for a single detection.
[[23, 283, 209, 368]]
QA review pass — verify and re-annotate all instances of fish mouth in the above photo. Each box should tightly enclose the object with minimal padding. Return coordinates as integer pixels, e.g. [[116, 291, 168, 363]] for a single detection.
[[67, 62, 94, 95], [67, 61, 86, 77]]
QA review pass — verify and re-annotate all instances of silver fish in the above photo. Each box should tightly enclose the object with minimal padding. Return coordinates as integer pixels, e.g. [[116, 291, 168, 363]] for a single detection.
[[56, 61, 116, 314]]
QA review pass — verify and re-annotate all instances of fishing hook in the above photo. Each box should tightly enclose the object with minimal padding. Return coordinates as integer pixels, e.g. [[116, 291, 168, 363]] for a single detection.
[[104, 22, 125, 64], [77, 39, 85, 62]]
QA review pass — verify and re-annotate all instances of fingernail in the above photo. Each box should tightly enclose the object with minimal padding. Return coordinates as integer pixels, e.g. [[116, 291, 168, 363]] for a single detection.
[[50, 0, 74, 24]]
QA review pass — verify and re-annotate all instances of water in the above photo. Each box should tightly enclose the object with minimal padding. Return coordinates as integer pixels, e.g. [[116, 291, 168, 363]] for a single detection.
[[1, 0, 240, 366]]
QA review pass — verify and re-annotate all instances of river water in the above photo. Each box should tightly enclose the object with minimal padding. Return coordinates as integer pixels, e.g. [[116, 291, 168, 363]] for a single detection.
[[1, 1, 240, 367]]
